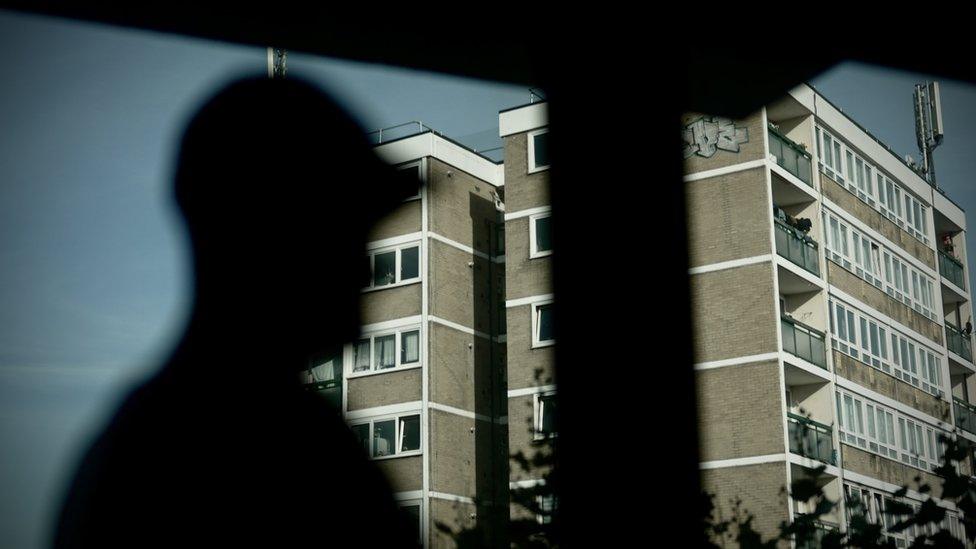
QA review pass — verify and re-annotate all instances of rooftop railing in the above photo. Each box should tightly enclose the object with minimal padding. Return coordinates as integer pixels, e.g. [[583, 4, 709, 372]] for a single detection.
[[954, 397, 976, 436], [781, 316, 827, 369], [787, 413, 835, 465], [939, 250, 966, 290], [774, 219, 820, 276], [946, 323, 973, 363], [768, 123, 813, 186]]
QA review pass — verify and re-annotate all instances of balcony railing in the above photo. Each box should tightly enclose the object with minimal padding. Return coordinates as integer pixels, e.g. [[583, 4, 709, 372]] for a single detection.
[[793, 515, 838, 549], [787, 413, 835, 465], [946, 323, 973, 362], [768, 124, 813, 186], [954, 398, 976, 436], [774, 219, 820, 276], [939, 250, 966, 290], [781, 316, 827, 369]]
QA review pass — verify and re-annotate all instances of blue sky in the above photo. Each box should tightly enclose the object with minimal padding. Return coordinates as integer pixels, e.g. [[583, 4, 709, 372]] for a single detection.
[[3, 9, 976, 549], [0, 9, 527, 548]]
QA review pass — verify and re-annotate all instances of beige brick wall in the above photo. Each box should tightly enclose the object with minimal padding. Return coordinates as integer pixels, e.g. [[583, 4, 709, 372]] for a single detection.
[[686, 166, 771, 268], [429, 498, 478, 549], [821, 173, 936, 270], [429, 323, 496, 416], [697, 361, 785, 461], [503, 132, 550, 213], [505, 304, 555, 391], [429, 240, 494, 334], [375, 455, 423, 492], [833, 351, 951, 421], [346, 368, 422, 411], [429, 409, 491, 498], [428, 157, 499, 252], [504, 216, 553, 301], [507, 394, 552, 482], [690, 263, 778, 363], [826, 262, 942, 346], [683, 111, 767, 174], [841, 444, 945, 499], [700, 462, 790, 547], [360, 283, 422, 325], [367, 199, 422, 242]]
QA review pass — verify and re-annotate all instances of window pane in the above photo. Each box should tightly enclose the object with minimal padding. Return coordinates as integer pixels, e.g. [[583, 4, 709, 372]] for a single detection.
[[401, 246, 419, 280], [373, 419, 396, 457], [401, 330, 420, 364], [354, 339, 371, 372], [535, 216, 553, 253], [537, 304, 554, 342], [374, 251, 396, 286], [352, 423, 370, 455], [532, 131, 549, 168], [399, 415, 421, 452], [376, 335, 396, 369], [540, 394, 557, 435]]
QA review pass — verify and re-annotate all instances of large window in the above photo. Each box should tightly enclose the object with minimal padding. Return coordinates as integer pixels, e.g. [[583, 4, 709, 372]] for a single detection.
[[823, 209, 936, 321], [529, 212, 552, 258], [397, 160, 424, 201], [351, 326, 421, 376], [351, 413, 422, 459], [829, 299, 943, 398], [534, 391, 557, 440], [364, 243, 421, 290], [816, 126, 930, 245], [528, 128, 550, 173], [397, 499, 423, 546], [532, 301, 555, 348], [836, 389, 947, 472]]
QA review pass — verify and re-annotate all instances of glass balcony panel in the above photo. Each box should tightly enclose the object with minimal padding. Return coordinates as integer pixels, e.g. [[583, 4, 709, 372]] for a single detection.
[[946, 323, 973, 362], [787, 414, 834, 464], [774, 219, 820, 277], [768, 125, 813, 185], [782, 319, 796, 356], [939, 250, 966, 290]]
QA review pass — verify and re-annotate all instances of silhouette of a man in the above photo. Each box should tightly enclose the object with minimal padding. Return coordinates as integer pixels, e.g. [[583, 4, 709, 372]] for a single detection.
[[53, 77, 418, 548]]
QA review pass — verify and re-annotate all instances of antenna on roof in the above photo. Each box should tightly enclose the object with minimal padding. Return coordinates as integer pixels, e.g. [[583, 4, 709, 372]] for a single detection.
[[913, 82, 944, 188], [267, 48, 287, 79]]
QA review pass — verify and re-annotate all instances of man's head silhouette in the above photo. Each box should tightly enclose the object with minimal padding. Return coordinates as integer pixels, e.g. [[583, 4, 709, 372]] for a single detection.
[[173, 76, 413, 373]]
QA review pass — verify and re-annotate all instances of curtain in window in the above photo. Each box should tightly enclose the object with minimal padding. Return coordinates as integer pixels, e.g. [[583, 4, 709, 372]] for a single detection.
[[354, 339, 371, 372], [376, 335, 395, 369], [401, 330, 419, 364]]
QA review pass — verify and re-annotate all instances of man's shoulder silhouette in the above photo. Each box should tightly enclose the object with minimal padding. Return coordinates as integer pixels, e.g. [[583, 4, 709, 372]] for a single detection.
[[52, 76, 418, 548]]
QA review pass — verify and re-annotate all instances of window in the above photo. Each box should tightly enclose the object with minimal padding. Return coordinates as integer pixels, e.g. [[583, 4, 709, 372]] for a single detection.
[[528, 128, 550, 173], [535, 391, 557, 439], [536, 493, 558, 525], [398, 500, 423, 546], [302, 347, 343, 409], [350, 413, 422, 459], [351, 327, 422, 376], [816, 126, 929, 245], [364, 243, 421, 289], [529, 212, 553, 258], [532, 301, 555, 347], [397, 160, 424, 201]]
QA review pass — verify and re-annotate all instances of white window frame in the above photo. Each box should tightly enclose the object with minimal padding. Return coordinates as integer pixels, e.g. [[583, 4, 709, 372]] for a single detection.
[[529, 212, 553, 259], [396, 498, 424, 546], [397, 159, 425, 202], [535, 493, 557, 525], [349, 411, 423, 461], [531, 300, 555, 348], [533, 390, 557, 441], [527, 128, 550, 174], [363, 241, 422, 292], [816, 126, 930, 245], [347, 324, 423, 379]]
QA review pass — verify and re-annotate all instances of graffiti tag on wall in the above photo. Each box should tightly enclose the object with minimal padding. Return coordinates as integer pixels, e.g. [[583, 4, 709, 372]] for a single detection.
[[682, 116, 749, 159]]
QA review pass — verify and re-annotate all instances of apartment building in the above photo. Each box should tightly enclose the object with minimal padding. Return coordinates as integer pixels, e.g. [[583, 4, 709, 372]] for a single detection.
[[688, 84, 976, 546], [300, 127, 508, 548], [498, 101, 556, 531]]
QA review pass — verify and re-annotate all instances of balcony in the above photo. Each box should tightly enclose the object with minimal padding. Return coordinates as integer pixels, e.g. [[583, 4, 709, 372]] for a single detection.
[[946, 323, 973, 362], [787, 413, 835, 465], [781, 316, 827, 369], [954, 398, 976, 436], [939, 250, 966, 291], [774, 219, 820, 276], [768, 123, 813, 187]]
